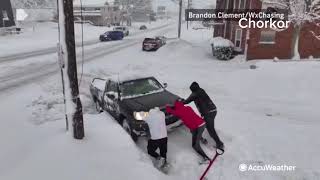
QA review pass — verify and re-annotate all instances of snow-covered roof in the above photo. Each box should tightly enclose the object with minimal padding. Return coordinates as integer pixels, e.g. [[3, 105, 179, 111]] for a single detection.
[[73, 0, 114, 7]]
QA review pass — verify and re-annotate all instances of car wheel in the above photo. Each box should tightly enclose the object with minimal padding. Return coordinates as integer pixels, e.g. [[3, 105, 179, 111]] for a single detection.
[[122, 118, 138, 142], [95, 100, 103, 113]]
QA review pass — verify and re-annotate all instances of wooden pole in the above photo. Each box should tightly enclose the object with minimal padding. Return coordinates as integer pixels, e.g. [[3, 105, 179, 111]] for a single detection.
[[178, 0, 182, 38], [58, 0, 84, 139]]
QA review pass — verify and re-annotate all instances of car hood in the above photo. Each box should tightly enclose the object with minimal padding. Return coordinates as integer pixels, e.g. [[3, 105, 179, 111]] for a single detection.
[[121, 90, 179, 112]]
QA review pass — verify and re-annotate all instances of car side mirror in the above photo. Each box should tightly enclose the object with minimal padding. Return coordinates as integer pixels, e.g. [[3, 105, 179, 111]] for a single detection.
[[163, 83, 168, 88], [107, 93, 115, 100]]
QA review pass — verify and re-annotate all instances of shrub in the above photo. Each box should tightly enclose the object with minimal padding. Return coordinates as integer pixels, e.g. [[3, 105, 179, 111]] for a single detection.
[[210, 37, 234, 60]]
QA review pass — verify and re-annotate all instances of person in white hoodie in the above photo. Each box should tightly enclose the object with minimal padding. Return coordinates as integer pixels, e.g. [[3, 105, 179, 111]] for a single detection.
[[145, 107, 168, 168]]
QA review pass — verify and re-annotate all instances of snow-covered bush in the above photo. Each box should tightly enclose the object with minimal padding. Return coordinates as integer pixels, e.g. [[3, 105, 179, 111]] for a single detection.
[[210, 37, 234, 60]]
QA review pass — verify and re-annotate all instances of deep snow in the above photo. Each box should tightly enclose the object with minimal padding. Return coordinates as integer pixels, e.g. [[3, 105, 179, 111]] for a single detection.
[[0, 22, 320, 180]]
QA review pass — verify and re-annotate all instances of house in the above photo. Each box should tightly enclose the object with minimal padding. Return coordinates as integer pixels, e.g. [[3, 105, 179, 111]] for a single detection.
[[214, 0, 320, 60], [0, 0, 15, 28], [73, 0, 121, 26]]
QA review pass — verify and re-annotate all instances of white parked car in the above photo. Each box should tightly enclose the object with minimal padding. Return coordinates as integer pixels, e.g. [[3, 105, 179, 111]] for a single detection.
[[113, 26, 129, 36]]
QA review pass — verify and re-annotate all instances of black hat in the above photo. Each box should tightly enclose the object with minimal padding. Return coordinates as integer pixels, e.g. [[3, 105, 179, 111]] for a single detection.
[[190, 81, 200, 92]]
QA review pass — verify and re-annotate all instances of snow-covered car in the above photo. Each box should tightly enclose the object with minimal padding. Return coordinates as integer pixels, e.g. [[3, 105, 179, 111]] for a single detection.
[[139, 25, 147, 30], [90, 76, 181, 141], [113, 26, 129, 36], [142, 37, 164, 51]]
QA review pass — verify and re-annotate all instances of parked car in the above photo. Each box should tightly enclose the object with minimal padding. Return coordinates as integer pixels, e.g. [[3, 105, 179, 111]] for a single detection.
[[113, 26, 129, 36], [139, 25, 147, 30], [90, 76, 181, 141], [99, 31, 124, 41], [142, 37, 164, 51]]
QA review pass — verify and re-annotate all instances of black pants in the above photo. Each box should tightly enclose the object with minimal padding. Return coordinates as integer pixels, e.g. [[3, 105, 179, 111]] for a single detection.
[[192, 125, 209, 160], [204, 111, 223, 147], [147, 137, 168, 159]]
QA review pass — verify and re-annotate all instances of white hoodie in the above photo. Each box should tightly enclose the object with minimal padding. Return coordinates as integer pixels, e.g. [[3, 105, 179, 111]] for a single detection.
[[145, 107, 167, 140]]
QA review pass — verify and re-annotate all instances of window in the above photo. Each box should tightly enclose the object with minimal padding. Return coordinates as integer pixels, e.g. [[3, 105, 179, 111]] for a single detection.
[[260, 30, 276, 44], [107, 81, 118, 92], [235, 28, 242, 48], [225, 0, 230, 9], [240, 0, 246, 9], [234, 0, 240, 9], [230, 25, 233, 40]]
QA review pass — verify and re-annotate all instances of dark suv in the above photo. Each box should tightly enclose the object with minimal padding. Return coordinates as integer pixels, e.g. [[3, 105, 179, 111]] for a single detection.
[[99, 31, 124, 41], [90, 76, 181, 141]]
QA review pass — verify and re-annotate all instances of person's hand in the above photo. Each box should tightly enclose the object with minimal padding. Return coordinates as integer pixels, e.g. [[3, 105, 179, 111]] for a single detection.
[[177, 98, 185, 102]]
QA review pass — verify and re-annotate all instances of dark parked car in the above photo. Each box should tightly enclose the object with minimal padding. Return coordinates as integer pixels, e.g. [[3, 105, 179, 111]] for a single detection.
[[99, 31, 124, 41], [139, 25, 147, 30], [142, 37, 164, 51], [90, 76, 181, 141]]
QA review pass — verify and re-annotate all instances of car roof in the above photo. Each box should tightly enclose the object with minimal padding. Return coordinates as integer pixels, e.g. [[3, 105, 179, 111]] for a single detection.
[[108, 74, 155, 83]]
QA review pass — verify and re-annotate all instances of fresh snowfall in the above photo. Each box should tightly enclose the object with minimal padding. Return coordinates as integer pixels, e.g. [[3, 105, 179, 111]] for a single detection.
[[1, 3, 320, 180]]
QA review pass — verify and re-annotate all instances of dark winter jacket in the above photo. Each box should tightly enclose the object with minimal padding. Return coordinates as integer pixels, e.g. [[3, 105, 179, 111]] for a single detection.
[[166, 101, 205, 131], [183, 82, 217, 116]]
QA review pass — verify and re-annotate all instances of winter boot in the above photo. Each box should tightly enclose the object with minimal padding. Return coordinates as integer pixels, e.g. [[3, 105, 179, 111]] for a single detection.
[[199, 157, 210, 165], [216, 143, 224, 151], [157, 157, 167, 169], [200, 137, 208, 145]]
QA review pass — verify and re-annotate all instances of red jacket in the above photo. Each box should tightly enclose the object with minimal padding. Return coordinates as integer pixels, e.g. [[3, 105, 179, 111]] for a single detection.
[[166, 101, 205, 131]]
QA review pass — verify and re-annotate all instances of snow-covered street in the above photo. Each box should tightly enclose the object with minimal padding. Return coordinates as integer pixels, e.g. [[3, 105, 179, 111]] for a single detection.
[[0, 18, 319, 180]]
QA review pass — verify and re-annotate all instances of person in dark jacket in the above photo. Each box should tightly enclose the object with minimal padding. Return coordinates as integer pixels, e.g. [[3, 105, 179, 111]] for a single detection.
[[183, 82, 224, 150]]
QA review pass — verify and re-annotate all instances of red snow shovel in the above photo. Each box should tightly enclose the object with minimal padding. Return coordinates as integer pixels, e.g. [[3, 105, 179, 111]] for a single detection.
[[199, 148, 224, 180]]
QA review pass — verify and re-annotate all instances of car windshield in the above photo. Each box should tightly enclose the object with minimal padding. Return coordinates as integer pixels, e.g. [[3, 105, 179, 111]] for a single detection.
[[115, 27, 123, 30], [120, 78, 163, 98]]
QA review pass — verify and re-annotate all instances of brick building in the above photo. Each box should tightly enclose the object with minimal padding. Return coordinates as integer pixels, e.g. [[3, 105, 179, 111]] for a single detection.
[[214, 0, 320, 60]]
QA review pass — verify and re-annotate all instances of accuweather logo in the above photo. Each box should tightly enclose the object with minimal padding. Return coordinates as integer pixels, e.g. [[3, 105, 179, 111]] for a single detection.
[[239, 163, 296, 172]]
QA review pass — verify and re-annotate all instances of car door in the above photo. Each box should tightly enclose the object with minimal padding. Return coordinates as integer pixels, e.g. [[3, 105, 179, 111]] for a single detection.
[[105, 80, 119, 114]]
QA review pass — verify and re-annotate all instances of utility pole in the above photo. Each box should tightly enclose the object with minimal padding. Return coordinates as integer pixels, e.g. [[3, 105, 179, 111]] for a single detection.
[[178, 0, 182, 38], [58, 0, 85, 139], [187, 0, 190, 30]]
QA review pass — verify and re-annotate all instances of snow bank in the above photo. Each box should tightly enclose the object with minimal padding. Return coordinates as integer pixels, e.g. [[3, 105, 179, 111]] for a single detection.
[[0, 114, 169, 180]]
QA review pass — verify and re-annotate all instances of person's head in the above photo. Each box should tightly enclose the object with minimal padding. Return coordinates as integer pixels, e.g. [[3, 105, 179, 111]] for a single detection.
[[190, 81, 200, 92], [174, 100, 184, 109]]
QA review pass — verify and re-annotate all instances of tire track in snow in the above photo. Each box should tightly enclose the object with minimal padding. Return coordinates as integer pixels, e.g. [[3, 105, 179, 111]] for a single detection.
[[0, 25, 176, 93], [0, 23, 172, 64]]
